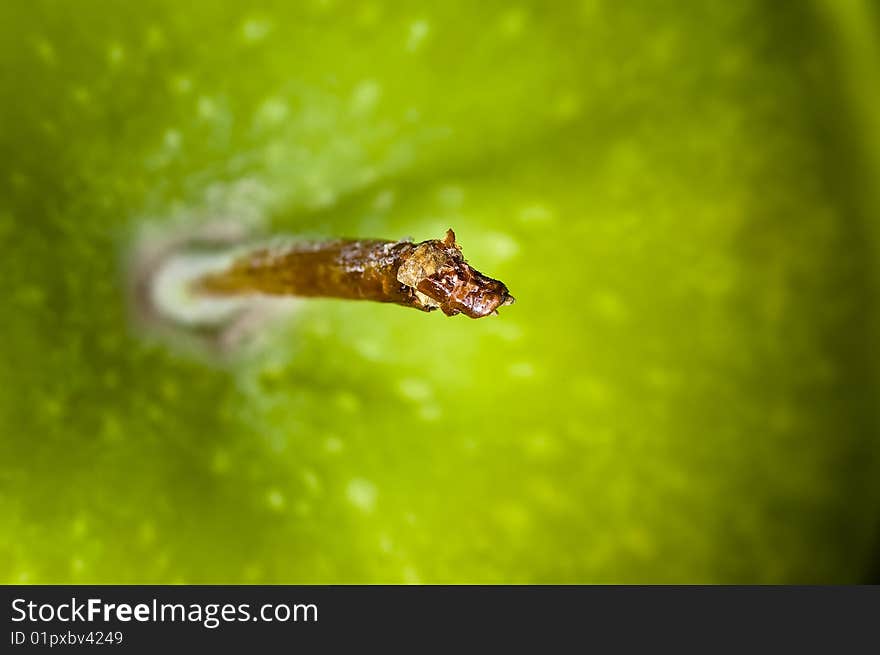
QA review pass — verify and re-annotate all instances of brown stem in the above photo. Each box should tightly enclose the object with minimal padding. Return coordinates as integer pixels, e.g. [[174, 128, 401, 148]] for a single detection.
[[193, 229, 515, 319]]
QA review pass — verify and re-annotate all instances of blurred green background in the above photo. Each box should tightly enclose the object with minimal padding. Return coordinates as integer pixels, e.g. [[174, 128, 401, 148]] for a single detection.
[[1, 0, 879, 583]]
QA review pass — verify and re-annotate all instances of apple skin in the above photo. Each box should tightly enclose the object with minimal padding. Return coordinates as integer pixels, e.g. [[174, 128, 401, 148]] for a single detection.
[[0, 0, 878, 583]]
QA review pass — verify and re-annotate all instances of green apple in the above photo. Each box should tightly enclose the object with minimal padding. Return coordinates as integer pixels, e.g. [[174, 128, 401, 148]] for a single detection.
[[1, 0, 878, 582]]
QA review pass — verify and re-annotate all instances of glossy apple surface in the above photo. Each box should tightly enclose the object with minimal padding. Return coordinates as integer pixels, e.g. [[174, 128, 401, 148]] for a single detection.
[[1, 0, 878, 582]]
